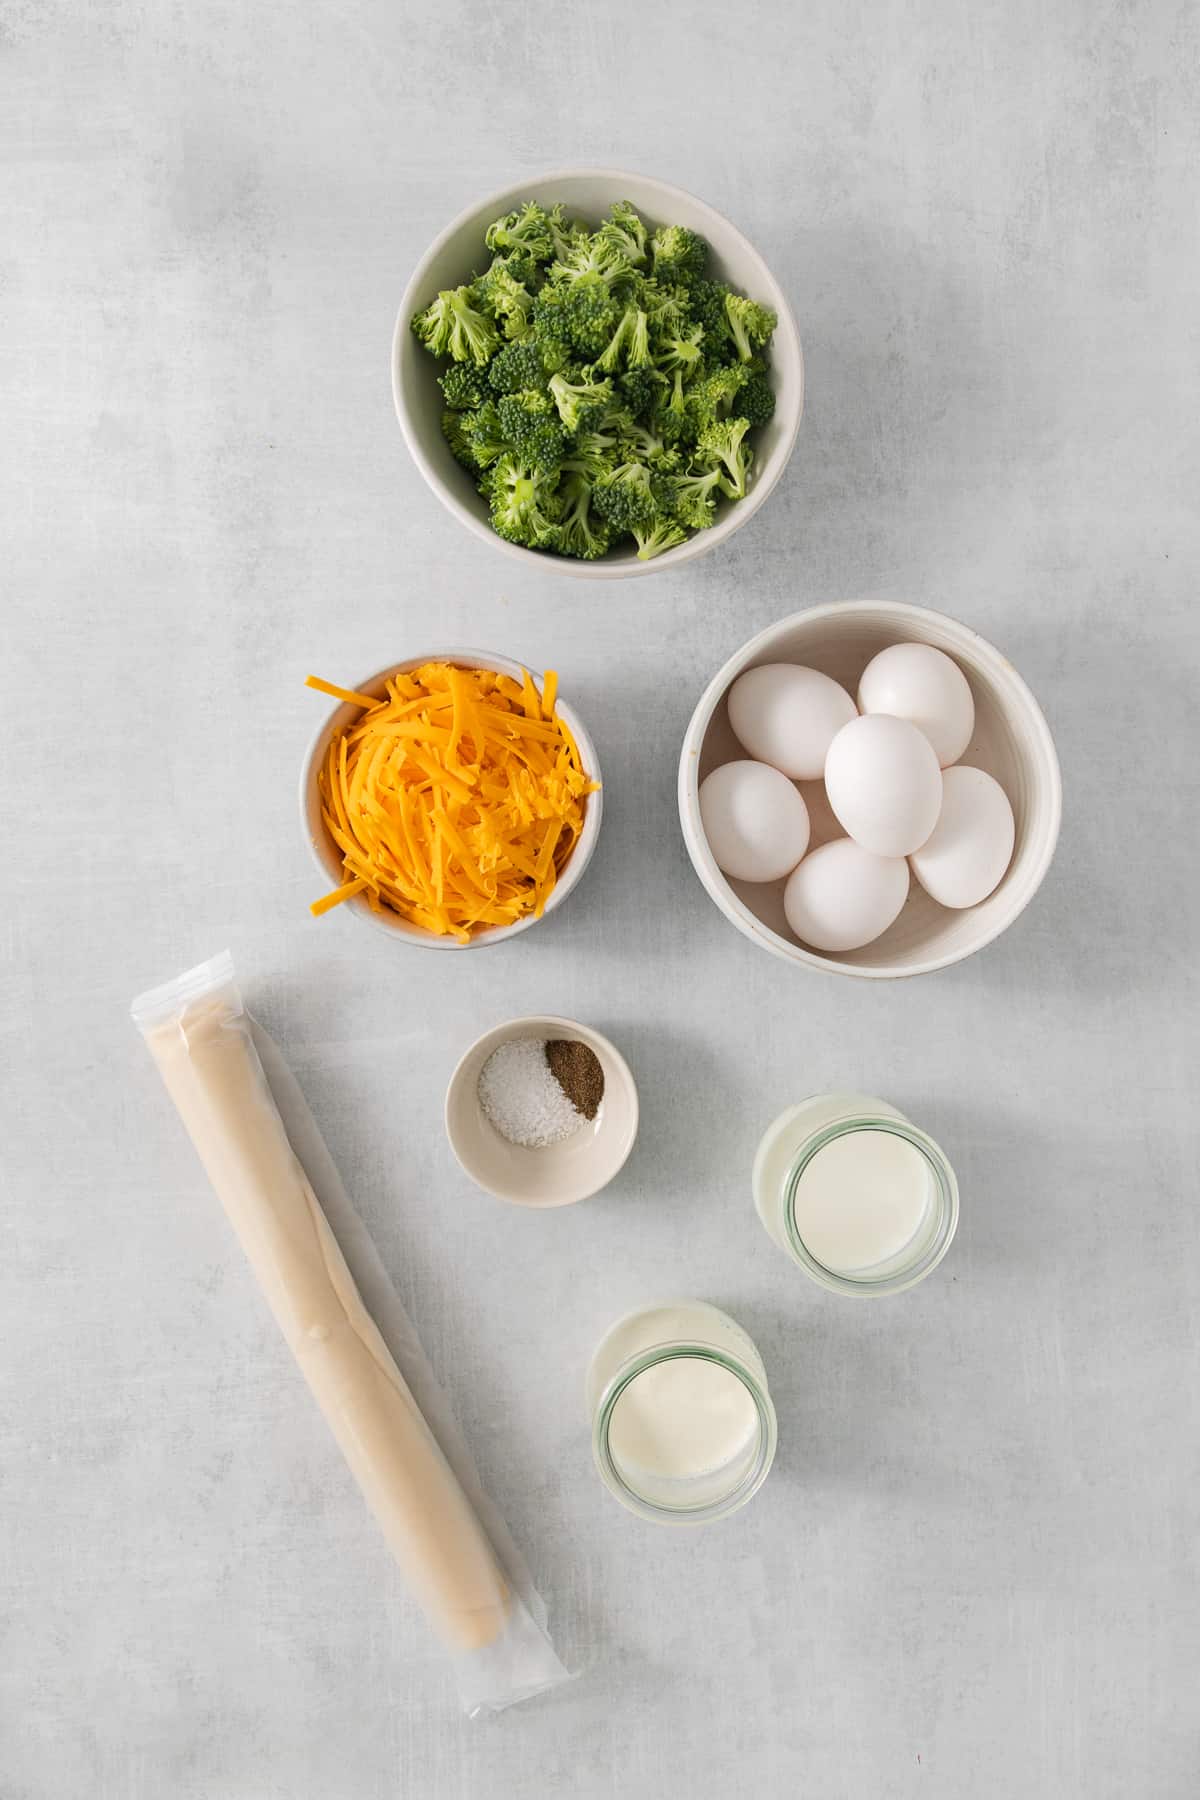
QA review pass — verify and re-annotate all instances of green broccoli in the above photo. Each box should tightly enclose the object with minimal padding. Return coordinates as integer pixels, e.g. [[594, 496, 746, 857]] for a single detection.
[[410, 199, 777, 559], [411, 285, 500, 366], [547, 369, 614, 431], [618, 365, 667, 419], [592, 460, 663, 531], [631, 517, 688, 560], [556, 471, 612, 559], [736, 372, 776, 428], [653, 369, 695, 443], [595, 306, 652, 372], [439, 363, 489, 410], [560, 421, 622, 480], [475, 260, 534, 339], [484, 202, 556, 265], [690, 362, 750, 425], [724, 293, 777, 362], [655, 325, 705, 375], [596, 200, 649, 267], [495, 390, 569, 468], [532, 284, 620, 358], [488, 340, 551, 395], [696, 416, 753, 498], [666, 463, 724, 529], [441, 409, 479, 470], [650, 225, 707, 283], [487, 457, 563, 548], [466, 401, 510, 468], [685, 278, 735, 351], [552, 234, 634, 291], [546, 202, 589, 262]]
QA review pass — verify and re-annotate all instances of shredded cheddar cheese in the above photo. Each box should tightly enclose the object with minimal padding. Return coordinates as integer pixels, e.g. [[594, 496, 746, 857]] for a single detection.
[[306, 663, 598, 941]]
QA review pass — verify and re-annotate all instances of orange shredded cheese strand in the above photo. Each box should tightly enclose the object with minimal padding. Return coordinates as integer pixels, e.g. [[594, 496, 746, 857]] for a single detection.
[[305, 674, 381, 710], [307, 662, 595, 937]]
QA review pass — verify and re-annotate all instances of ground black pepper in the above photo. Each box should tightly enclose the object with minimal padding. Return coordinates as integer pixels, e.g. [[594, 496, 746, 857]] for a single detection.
[[545, 1039, 605, 1120]]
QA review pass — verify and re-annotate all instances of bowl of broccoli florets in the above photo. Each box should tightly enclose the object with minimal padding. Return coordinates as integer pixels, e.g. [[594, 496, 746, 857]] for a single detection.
[[393, 170, 803, 577]]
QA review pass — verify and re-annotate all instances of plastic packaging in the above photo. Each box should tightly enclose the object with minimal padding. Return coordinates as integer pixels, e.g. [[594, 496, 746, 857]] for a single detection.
[[132, 952, 568, 1716]]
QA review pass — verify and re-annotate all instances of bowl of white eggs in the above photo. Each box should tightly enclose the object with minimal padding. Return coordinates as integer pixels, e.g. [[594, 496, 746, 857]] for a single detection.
[[678, 601, 1062, 977]]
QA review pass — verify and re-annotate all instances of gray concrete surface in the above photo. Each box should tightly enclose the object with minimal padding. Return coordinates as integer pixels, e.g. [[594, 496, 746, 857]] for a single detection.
[[4, 2, 1198, 1794]]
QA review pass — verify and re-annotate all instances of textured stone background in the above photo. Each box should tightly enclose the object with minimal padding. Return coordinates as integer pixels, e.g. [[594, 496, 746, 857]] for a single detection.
[[4, 2, 1198, 1794]]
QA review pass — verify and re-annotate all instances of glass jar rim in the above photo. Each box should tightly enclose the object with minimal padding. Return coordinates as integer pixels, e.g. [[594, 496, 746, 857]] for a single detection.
[[591, 1341, 778, 1525], [783, 1115, 959, 1297]]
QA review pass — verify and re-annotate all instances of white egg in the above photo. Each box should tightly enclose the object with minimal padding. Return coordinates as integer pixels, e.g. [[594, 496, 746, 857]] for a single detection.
[[783, 839, 910, 952], [727, 663, 858, 781], [824, 714, 943, 858], [857, 642, 975, 767], [909, 766, 1015, 908], [699, 760, 810, 884]]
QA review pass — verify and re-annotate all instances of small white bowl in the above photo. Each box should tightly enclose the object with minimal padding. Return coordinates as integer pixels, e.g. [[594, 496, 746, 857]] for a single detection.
[[392, 167, 804, 579], [445, 1016, 639, 1207], [300, 651, 602, 949], [679, 602, 1062, 978]]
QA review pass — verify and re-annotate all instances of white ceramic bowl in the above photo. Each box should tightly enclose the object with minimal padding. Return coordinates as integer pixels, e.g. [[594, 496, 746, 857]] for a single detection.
[[300, 650, 602, 949], [445, 1016, 639, 1206], [392, 168, 804, 579], [679, 602, 1062, 978]]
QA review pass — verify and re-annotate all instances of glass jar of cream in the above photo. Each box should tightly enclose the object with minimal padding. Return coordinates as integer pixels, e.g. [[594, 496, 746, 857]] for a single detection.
[[753, 1095, 959, 1297], [587, 1300, 777, 1525]]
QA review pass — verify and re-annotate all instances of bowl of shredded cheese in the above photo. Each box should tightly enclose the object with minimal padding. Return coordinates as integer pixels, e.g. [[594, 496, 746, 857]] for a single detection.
[[299, 651, 603, 948]]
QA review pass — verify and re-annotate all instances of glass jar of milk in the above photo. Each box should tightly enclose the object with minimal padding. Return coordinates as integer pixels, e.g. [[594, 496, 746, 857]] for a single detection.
[[587, 1301, 777, 1525], [753, 1095, 959, 1297]]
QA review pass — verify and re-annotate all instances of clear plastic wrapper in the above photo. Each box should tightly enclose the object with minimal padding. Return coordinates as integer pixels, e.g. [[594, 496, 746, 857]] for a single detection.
[[132, 952, 569, 1716]]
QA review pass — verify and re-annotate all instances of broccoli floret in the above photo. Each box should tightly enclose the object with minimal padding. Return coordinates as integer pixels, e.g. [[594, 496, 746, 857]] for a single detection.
[[474, 259, 534, 340], [650, 225, 707, 283], [439, 363, 489, 410], [666, 463, 724, 529], [488, 457, 563, 548], [595, 306, 652, 372], [532, 284, 620, 358], [466, 401, 510, 468], [555, 472, 612, 560], [724, 293, 777, 362], [655, 325, 705, 375], [484, 202, 556, 265], [442, 409, 479, 470], [736, 372, 776, 428], [696, 416, 753, 498], [552, 234, 634, 291], [595, 200, 649, 267], [546, 202, 589, 262], [615, 414, 676, 467], [690, 361, 750, 426], [638, 278, 691, 334], [686, 278, 735, 352], [411, 285, 500, 366], [488, 340, 551, 395], [591, 461, 663, 531], [618, 365, 667, 419], [547, 369, 614, 431], [653, 368, 695, 443], [632, 517, 688, 560], [495, 390, 569, 468], [560, 421, 621, 480]]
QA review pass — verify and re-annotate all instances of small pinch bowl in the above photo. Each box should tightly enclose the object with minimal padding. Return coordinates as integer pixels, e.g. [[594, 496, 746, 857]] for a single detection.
[[679, 601, 1062, 978], [392, 167, 804, 579], [300, 650, 602, 949], [445, 1016, 639, 1207]]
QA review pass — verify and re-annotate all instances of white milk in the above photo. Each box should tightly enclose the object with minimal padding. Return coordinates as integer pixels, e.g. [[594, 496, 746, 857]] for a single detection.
[[753, 1095, 959, 1294], [790, 1127, 933, 1272], [587, 1301, 775, 1520]]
